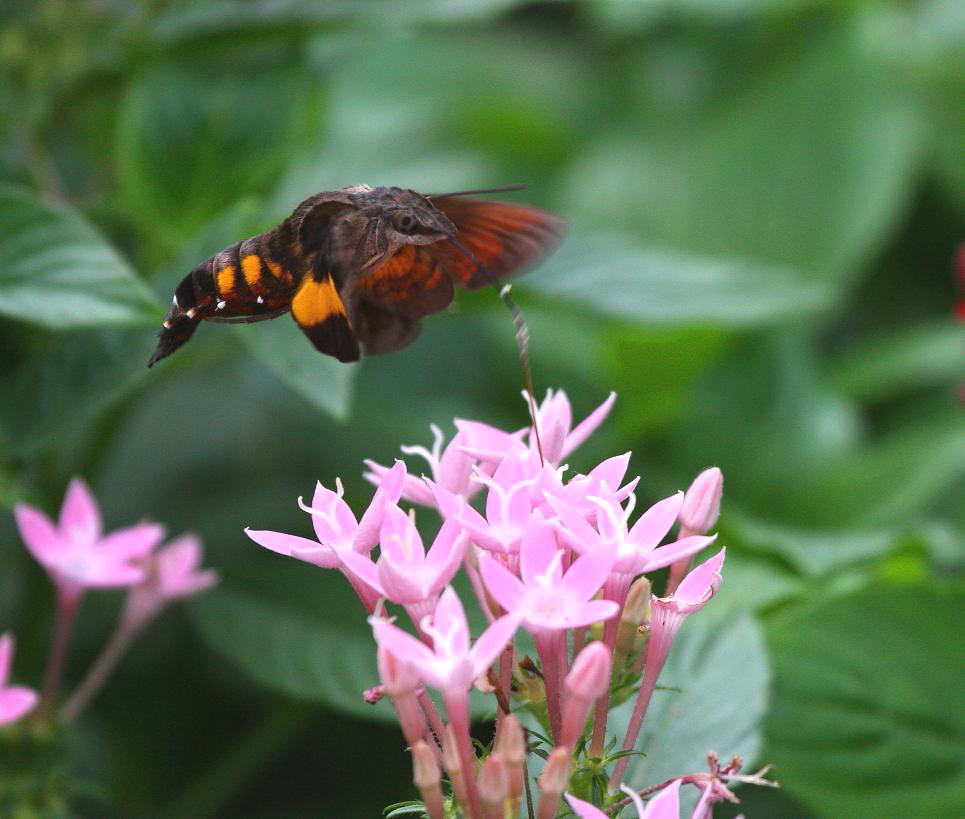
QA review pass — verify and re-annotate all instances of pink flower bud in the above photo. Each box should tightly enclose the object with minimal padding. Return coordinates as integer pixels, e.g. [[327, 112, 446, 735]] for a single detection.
[[478, 753, 509, 811], [537, 747, 572, 819], [495, 715, 526, 802], [565, 642, 612, 702], [679, 467, 722, 535], [412, 741, 445, 819]]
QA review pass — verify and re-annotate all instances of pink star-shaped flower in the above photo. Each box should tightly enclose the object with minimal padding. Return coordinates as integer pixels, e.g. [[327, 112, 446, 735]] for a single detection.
[[14, 477, 164, 595], [0, 633, 38, 725]]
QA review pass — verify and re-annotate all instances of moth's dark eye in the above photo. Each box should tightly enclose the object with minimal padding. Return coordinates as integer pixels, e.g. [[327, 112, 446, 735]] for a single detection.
[[393, 211, 419, 233]]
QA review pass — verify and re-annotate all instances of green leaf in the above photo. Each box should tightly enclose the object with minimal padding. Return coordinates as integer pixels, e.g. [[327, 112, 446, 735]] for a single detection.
[[829, 322, 965, 402], [116, 60, 320, 248], [766, 583, 965, 817], [0, 186, 158, 328], [189, 559, 388, 721], [608, 612, 770, 792], [561, 20, 922, 283], [525, 232, 832, 325], [236, 320, 356, 420]]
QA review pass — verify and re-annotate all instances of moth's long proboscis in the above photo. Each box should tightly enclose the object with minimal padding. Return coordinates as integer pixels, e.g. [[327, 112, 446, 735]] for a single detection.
[[426, 184, 526, 198]]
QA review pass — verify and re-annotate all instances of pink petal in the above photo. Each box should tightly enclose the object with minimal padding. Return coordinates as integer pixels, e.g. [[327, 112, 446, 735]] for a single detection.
[[642, 779, 681, 819], [468, 611, 521, 680], [563, 599, 620, 629], [59, 476, 102, 543], [479, 554, 526, 613], [436, 432, 475, 495], [545, 494, 600, 554], [628, 492, 684, 551], [245, 528, 339, 567], [0, 686, 38, 725], [97, 522, 166, 561], [564, 792, 608, 819], [433, 587, 470, 657], [14, 503, 60, 564], [636, 535, 716, 574], [371, 618, 435, 674], [560, 544, 616, 601], [519, 515, 560, 587], [675, 548, 725, 607], [309, 482, 358, 547], [379, 504, 422, 566], [340, 550, 386, 597], [561, 391, 616, 460], [422, 521, 467, 593], [538, 416, 568, 464]]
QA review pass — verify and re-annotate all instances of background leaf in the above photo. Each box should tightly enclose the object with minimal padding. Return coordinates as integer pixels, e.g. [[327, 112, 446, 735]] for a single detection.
[[0, 186, 158, 328]]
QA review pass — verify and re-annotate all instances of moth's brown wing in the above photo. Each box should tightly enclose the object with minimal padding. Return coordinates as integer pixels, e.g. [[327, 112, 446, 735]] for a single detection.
[[426, 196, 566, 289], [290, 271, 360, 362]]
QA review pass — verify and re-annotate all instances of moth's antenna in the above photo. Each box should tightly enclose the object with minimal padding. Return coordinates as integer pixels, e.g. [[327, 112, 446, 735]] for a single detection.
[[448, 237, 544, 465], [426, 184, 526, 198]]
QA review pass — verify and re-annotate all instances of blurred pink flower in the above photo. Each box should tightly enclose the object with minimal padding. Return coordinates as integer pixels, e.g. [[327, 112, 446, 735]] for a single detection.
[[0, 633, 38, 725], [14, 477, 164, 595], [369, 587, 519, 695], [122, 534, 218, 629]]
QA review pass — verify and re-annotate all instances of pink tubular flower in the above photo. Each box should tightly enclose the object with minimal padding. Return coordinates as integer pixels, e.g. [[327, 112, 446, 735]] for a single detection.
[[122, 534, 218, 630], [479, 514, 619, 635], [246, 462, 406, 611], [610, 550, 726, 787], [340, 508, 466, 625], [14, 477, 165, 594], [369, 587, 519, 695], [0, 633, 38, 725]]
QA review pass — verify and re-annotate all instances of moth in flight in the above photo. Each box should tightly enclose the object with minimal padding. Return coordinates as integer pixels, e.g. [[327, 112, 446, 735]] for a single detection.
[[148, 185, 565, 367]]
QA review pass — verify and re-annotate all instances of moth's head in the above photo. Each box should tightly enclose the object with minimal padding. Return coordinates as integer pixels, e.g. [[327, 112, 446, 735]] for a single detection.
[[379, 189, 457, 247]]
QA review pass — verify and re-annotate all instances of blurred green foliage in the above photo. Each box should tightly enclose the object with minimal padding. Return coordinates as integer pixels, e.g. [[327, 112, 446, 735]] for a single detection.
[[0, 0, 962, 816]]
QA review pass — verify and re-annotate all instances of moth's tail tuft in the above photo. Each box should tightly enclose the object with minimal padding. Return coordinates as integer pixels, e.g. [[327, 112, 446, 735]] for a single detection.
[[147, 309, 199, 367]]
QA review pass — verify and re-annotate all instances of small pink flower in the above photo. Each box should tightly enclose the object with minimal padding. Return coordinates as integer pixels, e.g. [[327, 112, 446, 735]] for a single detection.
[[14, 477, 165, 595], [122, 534, 218, 629], [528, 389, 616, 465], [340, 508, 466, 624], [564, 781, 681, 819], [479, 514, 618, 635], [370, 587, 519, 695], [0, 633, 38, 725]]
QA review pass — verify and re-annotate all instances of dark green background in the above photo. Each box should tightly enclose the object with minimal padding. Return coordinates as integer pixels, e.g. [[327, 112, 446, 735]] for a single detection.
[[1, 1, 963, 816]]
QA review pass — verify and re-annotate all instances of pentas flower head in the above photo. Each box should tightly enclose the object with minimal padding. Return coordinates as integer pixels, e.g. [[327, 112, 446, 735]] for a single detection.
[[122, 534, 218, 629], [551, 485, 715, 577], [246, 461, 406, 568], [479, 513, 619, 635], [0, 633, 38, 725], [339, 507, 466, 610], [14, 477, 165, 595], [370, 587, 519, 694]]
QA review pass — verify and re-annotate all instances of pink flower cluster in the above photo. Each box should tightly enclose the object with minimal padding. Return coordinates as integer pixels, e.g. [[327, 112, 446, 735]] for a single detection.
[[7, 478, 217, 725], [248, 390, 739, 817]]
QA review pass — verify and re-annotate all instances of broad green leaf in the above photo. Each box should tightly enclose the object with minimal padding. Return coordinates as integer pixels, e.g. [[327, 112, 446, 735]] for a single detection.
[[117, 60, 320, 249], [828, 322, 965, 402], [561, 21, 922, 283], [609, 612, 769, 793], [189, 558, 387, 721], [525, 232, 832, 325], [0, 186, 158, 328], [766, 583, 965, 817], [237, 320, 356, 421]]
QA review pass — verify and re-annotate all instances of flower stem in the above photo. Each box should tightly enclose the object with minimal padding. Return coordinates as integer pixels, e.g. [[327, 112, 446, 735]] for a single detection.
[[61, 612, 143, 724], [534, 633, 564, 744], [589, 575, 631, 757], [35, 586, 82, 724], [443, 692, 484, 819]]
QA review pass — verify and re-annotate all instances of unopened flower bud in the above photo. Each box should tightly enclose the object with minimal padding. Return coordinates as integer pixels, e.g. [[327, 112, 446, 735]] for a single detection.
[[679, 467, 722, 535], [412, 741, 445, 819], [377, 646, 420, 697], [363, 684, 385, 704], [615, 576, 652, 667], [495, 715, 526, 804], [537, 747, 572, 819], [478, 753, 509, 816], [565, 642, 612, 702]]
